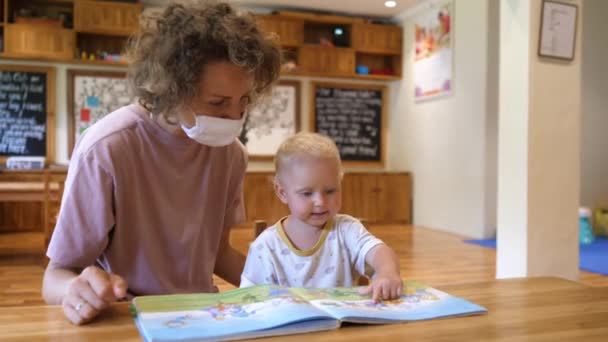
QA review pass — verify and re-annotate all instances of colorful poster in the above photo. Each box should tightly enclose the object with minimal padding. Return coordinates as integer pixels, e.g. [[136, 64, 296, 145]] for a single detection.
[[68, 70, 132, 156], [73, 75, 131, 138], [413, 0, 453, 102]]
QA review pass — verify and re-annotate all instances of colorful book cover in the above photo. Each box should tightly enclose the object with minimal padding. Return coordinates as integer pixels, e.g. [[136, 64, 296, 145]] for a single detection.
[[131, 281, 487, 342]]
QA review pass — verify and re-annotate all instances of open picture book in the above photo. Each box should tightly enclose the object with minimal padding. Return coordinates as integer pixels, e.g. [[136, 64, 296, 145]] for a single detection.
[[131, 281, 487, 342]]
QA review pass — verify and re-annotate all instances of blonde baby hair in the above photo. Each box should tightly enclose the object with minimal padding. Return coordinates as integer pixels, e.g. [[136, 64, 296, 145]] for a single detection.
[[274, 132, 342, 181]]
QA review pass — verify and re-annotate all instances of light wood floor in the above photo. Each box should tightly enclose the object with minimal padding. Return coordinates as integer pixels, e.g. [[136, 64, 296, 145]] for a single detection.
[[0, 225, 606, 307]]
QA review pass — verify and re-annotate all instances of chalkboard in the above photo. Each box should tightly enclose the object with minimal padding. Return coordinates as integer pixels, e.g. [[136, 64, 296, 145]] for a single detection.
[[68, 70, 132, 157], [0, 66, 55, 162], [311, 82, 386, 165]]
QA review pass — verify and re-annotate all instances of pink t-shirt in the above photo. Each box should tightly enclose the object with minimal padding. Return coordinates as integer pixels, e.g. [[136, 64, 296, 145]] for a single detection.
[[47, 104, 247, 296]]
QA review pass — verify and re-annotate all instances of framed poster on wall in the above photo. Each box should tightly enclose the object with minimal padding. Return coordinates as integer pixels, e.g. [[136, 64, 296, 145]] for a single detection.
[[413, 0, 453, 102], [68, 70, 132, 157], [538, 0, 578, 61], [239, 80, 300, 160]]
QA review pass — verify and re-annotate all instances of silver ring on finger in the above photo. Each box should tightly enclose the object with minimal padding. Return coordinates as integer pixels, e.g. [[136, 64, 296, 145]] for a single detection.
[[75, 300, 87, 312]]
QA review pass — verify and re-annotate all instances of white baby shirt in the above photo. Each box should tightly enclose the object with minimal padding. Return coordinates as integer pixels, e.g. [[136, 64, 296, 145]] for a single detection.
[[240, 214, 383, 288]]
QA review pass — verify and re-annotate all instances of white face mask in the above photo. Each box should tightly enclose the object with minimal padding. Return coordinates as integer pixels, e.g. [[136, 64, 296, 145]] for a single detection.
[[181, 114, 245, 147]]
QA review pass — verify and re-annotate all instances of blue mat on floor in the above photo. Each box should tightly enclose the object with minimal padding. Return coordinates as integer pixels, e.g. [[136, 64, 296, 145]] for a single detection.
[[464, 237, 608, 276]]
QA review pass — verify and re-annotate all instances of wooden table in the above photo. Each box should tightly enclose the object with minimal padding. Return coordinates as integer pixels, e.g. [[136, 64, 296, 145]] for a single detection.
[[0, 277, 606, 341]]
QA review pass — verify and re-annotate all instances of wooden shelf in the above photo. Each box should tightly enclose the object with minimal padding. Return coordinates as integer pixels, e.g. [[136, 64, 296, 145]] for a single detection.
[[351, 73, 401, 81], [301, 44, 354, 52], [1, 0, 139, 63], [68, 58, 128, 67], [258, 12, 402, 81], [74, 29, 133, 38], [277, 10, 365, 24], [0, 53, 128, 67], [283, 69, 400, 81], [0, 53, 399, 80], [355, 49, 401, 56], [28, 0, 74, 4]]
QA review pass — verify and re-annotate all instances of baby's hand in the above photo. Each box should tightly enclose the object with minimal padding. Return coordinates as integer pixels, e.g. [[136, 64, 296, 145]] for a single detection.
[[358, 272, 403, 303]]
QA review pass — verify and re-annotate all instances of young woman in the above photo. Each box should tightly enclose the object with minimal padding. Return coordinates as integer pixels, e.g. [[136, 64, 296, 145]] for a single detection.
[[42, 0, 281, 325]]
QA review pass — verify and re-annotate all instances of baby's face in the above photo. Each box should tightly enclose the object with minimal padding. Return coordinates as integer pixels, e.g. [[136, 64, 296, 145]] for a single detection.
[[277, 156, 342, 228]]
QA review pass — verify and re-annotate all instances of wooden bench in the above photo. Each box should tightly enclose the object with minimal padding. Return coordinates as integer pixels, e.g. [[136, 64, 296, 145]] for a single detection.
[[0, 167, 67, 250]]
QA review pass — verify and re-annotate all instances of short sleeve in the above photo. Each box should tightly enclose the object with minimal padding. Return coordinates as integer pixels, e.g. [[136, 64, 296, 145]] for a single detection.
[[342, 219, 384, 277], [223, 178, 246, 229], [223, 144, 247, 229], [46, 150, 115, 269], [240, 235, 279, 288]]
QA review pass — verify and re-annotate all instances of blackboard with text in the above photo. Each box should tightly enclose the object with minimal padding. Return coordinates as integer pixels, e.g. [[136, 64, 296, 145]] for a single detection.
[[0, 66, 55, 162], [312, 83, 386, 164]]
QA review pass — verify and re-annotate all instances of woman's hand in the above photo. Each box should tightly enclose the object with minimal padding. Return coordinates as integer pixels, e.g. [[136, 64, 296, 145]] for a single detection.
[[61, 266, 127, 325], [358, 272, 403, 302]]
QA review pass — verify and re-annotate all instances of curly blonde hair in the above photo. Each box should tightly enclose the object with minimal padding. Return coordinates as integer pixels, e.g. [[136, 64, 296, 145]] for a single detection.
[[275, 132, 343, 180], [126, 0, 282, 119]]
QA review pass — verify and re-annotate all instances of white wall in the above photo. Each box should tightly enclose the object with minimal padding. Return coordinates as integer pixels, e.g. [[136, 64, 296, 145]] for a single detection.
[[495, 0, 530, 277], [581, 0, 608, 208], [393, 0, 498, 239], [497, 0, 581, 280]]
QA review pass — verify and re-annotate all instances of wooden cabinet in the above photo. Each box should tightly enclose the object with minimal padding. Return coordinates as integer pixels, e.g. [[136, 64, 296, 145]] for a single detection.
[[4, 24, 75, 59], [352, 23, 402, 55], [1, 4, 402, 77], [0, 171, 411, 234], [256, 15, 303, 47], [243, 172, 289, 225], [256, 12, 402, 81], [351, 23, 402, 78], [243, 172, 411, 225], [375, 173, 411, 223], [74, 0, 140, 37], [341, 173, 411, 223], [298, 46, 355, 76], [0, 0, 141, 64]]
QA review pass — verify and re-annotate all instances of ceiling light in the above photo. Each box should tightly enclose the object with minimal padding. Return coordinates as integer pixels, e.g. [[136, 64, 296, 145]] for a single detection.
[[385, 0, 397, 8]]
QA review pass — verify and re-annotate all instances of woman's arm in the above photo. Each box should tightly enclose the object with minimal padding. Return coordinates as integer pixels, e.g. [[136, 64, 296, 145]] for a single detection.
[[42, 262, 80, 305], [42, 262, 127, 325], [214, 226, 246, 286]]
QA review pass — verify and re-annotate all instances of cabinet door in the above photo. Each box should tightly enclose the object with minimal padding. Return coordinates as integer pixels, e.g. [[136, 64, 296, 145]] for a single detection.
[[340, 173, 360, 218], [357, 173, 382, 223], [5, 24, 75, 59], [342, 173, 411, 224], [352, 23, 402, 55], [244, 173, 274, 222], [243, 173, 289, 224], [74, 0, 141, 36], [256, 15, 303, 47], [376, 173, 411, 223], [299, 46, 355, 76]]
